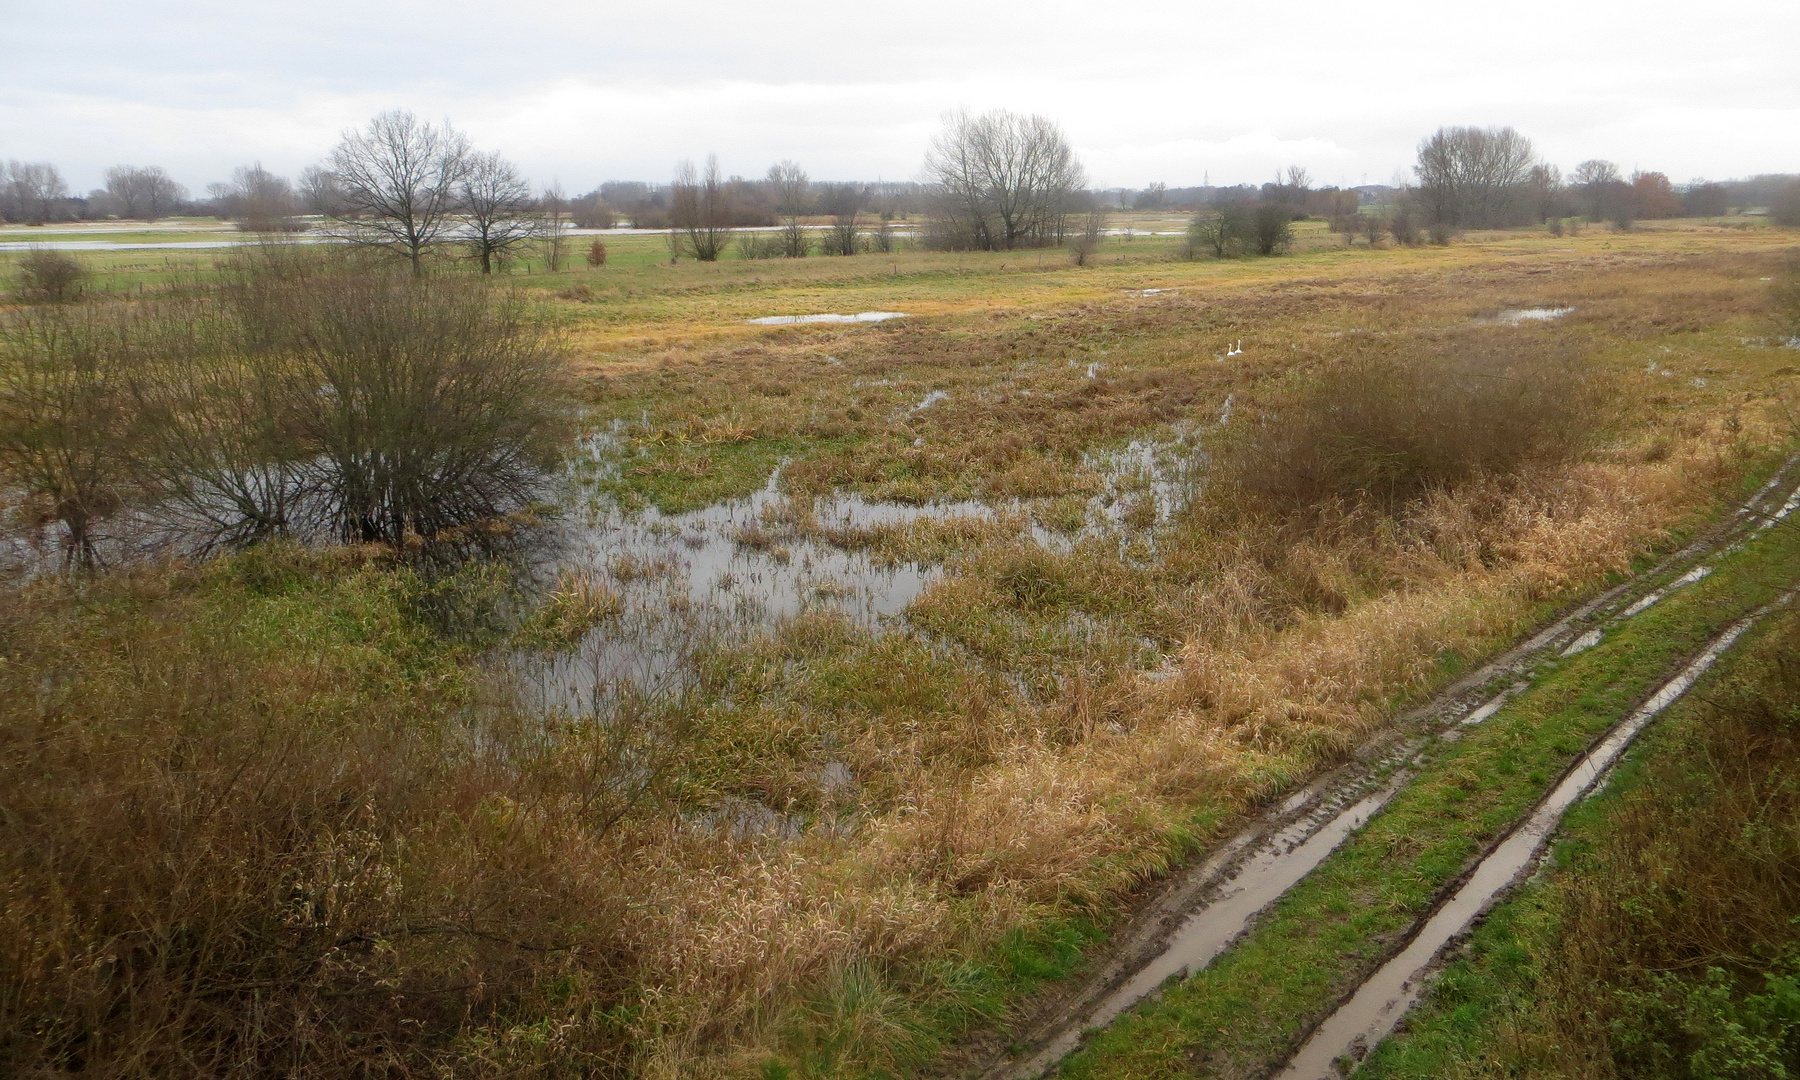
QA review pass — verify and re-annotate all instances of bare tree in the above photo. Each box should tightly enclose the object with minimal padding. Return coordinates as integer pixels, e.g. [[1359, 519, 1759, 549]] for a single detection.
[[298, 165, 345, 217], [458, 151, 537, 273], [923, 109, 1085, 250], [1133, 182, 1167, 210], [326, 110, 471, 276], [1571, 159, 1624, 222], [768, 160, 811, 258], [670, 156, 729, 261], [1414, 126, 1537, 229], [539, 184, 569, 271], [1526, 163, 1564, 223], [1773, 181, 1800, 229], [1360, 211, 1388, 248], [0, 303, 133, 568], [1250, 203, 1295, 255], [1270, 166, 1312, 207], [103, 165, 186, 220], [5, 162, 71, 225], [819, 183, 862, 256], [226, 163, 298, 232]]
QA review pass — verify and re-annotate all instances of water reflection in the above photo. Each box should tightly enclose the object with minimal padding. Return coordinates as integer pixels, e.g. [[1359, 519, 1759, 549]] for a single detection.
[[513, 446, 999, 717]]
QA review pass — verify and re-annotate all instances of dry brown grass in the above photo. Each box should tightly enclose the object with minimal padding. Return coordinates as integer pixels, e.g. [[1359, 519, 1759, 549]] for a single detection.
[[606, 422, 1748, 1077], [0, 551, 648, 1076], [6, 233, 1799, 1078]]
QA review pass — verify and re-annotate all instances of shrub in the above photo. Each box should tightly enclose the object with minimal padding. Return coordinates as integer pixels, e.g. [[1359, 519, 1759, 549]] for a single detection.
[[1, 253, 574, 559], [223, 266, 570, 546], [1185, 202, 1250, 259], [1209, 335, 1605, 523], [0, 303, 135, 567], [0, 554, 646, 1075], [1360, 213, 1388, 248], [1250, 202, 1295, 255], [736, 231, 785, 259], [586, 238, 607, 267], [13, 248, 89, 303], [1389, 208, 1421, 246]]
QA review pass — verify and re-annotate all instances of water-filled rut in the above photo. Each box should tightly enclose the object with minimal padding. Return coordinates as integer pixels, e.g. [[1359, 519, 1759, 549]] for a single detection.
[[1277, 600, 1792, 1079], [982, 455, 1800, 1080]]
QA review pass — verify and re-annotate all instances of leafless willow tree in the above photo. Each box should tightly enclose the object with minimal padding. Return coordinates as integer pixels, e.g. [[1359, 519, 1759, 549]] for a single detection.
[[457, 151, 537, 273], [1414, 126, 1537, 229], [768, 160, 810, 257], [3, 162, 71, 225], [670, 156, 729, 261], [326, 110, 471, 275], [923, 109, 1085, 250], [226, 163, 298, 232], [298, 165, 344, 217], [103, 166, 186, 220]]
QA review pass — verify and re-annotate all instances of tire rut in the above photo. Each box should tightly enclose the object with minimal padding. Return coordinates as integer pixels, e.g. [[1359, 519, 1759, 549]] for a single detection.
[[975, 455, 1800, 1080]]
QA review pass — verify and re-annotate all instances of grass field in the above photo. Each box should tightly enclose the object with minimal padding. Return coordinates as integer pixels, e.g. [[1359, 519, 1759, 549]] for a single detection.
[[3, 213, 1799, 1077]]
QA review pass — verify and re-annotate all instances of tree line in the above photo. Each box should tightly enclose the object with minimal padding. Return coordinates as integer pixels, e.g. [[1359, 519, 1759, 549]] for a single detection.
[[6, 112, 1798, 266]]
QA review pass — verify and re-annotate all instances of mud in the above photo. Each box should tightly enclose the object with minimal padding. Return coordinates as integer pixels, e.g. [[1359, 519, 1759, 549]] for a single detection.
[[1278, 600, 1791, 1079], [976, 454, 1800, 1080]]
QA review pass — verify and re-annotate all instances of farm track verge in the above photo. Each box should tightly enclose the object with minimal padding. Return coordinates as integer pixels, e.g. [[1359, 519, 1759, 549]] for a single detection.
[[975, 453, 1800, 1080]]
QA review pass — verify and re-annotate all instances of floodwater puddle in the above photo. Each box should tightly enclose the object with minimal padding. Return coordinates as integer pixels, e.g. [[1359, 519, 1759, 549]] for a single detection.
[[1478, 306, 1575, 326], [1084, 428, 1206, 538], [514, 423, 1210, 715], [0, 237, 326, 253], [1620, 564, 1712, 618], [512, 436, 998, 714], [746, 311, 907, 325], [1559, 628, 1602, 656]]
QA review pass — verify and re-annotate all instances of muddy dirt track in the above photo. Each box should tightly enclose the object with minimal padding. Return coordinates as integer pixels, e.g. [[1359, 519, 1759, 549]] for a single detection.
[[973, 455, 1800, 1080]]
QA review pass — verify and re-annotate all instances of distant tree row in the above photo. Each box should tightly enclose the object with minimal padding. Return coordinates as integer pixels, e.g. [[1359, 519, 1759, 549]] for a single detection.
[[1405, 126, 1795, 233], [7, 113, 1797, 251]]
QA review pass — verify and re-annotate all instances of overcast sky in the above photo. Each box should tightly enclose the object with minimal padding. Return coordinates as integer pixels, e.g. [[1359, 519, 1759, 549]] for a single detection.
[[4, 0, 1796, 195]]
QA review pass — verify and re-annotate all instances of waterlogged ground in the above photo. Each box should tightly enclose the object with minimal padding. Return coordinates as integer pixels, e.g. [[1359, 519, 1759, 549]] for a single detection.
[[513, 424, 1209, 723], [11, 215, 1800, 1079]]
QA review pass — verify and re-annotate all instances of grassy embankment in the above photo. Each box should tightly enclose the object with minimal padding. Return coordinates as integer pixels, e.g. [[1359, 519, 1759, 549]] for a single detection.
[[3, 220, 1797, 1077]]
